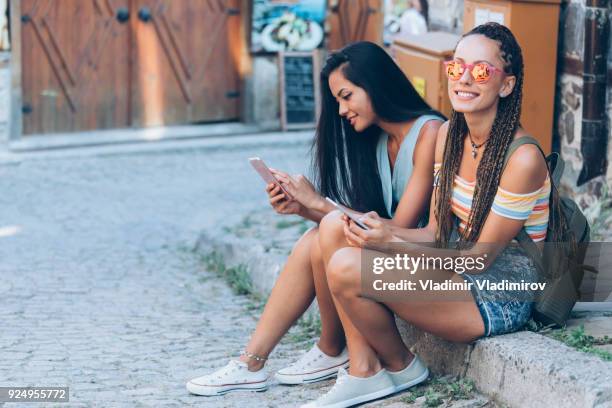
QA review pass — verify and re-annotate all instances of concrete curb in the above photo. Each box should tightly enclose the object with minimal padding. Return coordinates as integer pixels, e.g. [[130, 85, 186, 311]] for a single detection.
[[196, 231, 287, 296], [7, 123, 280, 152], [466, 332, 612, 407], [195, 231, 612, 407], [0, 129, 314, 163]]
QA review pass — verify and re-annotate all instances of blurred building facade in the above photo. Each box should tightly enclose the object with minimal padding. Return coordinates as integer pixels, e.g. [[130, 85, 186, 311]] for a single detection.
[[0, 0, 610, 222]]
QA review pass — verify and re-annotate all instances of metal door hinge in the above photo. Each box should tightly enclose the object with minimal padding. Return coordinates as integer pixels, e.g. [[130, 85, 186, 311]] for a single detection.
[[226, 91, 240, 99], [227, 8, 240, 16], [22, 104, 33, 114]]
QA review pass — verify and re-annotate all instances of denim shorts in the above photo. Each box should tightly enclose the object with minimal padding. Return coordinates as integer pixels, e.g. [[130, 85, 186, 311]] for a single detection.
[[460, 246, 539, 337]]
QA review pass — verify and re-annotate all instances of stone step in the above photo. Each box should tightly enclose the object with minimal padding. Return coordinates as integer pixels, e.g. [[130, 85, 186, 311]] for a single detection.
[[398, 323, 612, 408]]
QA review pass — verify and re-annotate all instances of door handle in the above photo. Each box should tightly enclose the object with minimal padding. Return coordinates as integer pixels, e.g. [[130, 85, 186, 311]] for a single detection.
[[116, 7, 130, 23], [138, 7, 152, 23]]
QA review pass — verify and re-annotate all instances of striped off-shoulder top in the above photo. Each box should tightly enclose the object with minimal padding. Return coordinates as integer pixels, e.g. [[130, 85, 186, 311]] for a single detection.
[[434, 163, 551, 242]]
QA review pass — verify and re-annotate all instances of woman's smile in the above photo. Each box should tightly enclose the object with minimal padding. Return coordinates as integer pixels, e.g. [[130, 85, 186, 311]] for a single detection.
[[454, 89, 480, 101]]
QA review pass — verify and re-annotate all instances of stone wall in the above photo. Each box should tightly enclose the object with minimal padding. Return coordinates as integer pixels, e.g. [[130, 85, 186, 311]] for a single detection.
[[556, 1, 612, 222]]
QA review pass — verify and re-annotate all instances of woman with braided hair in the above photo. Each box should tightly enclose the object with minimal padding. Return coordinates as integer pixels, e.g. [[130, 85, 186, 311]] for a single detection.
[[303, 22, 562, 407], [186, 41, 444, 397]]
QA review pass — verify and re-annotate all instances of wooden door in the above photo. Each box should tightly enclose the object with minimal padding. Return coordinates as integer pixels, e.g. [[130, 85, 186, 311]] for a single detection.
[[20, 0, 131, 135], [130, 0, 241, 127], [327, 0, 383, 51], [18, 0, 243, 135]]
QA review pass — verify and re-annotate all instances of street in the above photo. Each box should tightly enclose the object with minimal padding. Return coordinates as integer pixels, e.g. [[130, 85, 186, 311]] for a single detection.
[[0, 134, 333, 407]]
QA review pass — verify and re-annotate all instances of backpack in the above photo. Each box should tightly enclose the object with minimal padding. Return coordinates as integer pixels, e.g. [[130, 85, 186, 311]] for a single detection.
[[502, 136, 594, 327]]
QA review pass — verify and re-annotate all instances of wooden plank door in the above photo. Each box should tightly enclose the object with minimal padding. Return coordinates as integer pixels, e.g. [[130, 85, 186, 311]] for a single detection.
[[130, 0, 241, 127], [20, 0, 131, 135], [327, 0, 383, 51]]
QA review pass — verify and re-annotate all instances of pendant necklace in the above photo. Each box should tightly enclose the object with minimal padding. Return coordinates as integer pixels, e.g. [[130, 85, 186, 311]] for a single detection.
[[468, 133, 488, 159]]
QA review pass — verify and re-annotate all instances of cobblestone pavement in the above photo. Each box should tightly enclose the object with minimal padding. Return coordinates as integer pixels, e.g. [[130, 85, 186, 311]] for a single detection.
[[0, 133, 494, 408]]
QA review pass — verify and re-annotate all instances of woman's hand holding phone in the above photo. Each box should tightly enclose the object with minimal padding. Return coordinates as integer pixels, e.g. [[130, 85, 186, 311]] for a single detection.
[[342, 211, 396, 248], [266, 183, 303, 215], [269, 169, 325, 211]]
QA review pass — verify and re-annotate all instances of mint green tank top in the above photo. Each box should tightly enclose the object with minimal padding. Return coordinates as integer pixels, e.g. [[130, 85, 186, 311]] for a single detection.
[[376, 114, 443, 218]]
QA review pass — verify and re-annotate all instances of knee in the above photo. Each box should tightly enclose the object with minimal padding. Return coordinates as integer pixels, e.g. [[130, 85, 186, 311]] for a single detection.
[[319, 210, 345, 247], [327, 247, 361, 298]]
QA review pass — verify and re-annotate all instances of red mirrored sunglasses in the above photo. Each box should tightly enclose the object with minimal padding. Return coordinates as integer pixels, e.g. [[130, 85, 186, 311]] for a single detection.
[[443, 60, 505, 83]]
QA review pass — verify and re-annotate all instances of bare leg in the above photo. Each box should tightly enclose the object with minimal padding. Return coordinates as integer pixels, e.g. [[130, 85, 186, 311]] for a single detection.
[[241, 226, 345, 371], [326, 246, 485, 372], [310, 234, 345, 356], [318, 211, 383, 377]]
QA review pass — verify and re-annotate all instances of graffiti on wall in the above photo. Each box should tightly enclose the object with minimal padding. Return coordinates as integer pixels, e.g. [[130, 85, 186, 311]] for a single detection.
[[251, 0, 326, 53]]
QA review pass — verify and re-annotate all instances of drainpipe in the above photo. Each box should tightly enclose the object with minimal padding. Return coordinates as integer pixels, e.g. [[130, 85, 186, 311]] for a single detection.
[[578, 0, 609, 186]]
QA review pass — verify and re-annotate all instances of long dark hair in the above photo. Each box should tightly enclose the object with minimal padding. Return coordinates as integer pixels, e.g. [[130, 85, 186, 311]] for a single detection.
[[418, 0, 429, 26], [435, 22, 567, 246], [312, 41, 442, 218]]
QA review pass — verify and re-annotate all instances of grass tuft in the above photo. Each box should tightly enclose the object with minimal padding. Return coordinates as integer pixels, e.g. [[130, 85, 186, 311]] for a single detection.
[[275, 219, 301, 230], [401, 376, 477, 407], [548, 325, 612, 361], [201, 251, 255, 297], [286, 313, 322, 344]]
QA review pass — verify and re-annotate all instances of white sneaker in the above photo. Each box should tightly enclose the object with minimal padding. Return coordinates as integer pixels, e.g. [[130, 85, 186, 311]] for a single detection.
[[299, 367, 396, 408], [186, 360, 268, 396], [275, 344, 349, 385], [387, 354, 429, 393]]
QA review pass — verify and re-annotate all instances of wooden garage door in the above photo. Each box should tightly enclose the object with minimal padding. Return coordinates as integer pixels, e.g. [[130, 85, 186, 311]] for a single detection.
[[20, 0, 131, 135], [327, 0, 383, 51], [130, 0, 241, 127], [19, 0, 241, 135]]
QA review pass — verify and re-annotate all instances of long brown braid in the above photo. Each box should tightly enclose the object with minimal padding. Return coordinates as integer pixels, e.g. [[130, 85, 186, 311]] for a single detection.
[[435, 23, 568, 249]]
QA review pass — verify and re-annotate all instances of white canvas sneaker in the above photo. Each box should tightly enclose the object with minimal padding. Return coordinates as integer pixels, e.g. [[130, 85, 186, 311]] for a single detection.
[[299, 367, 396, 408], [275, 343, 349, 385], [387, 354, 429, 393], [186, 360, 268, 396]]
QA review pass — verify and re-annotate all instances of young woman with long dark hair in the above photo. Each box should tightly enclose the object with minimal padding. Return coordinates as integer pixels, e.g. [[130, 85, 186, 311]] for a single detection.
[[303, 22, 564, 407], [186, 41, 444, 397]]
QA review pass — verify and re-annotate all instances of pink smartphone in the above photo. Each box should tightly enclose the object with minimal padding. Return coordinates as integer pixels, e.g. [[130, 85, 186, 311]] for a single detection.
[[249, 157, 293, 199]]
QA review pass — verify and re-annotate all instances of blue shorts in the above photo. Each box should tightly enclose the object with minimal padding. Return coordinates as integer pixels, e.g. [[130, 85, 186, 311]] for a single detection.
[[460, 246, 539, 337]]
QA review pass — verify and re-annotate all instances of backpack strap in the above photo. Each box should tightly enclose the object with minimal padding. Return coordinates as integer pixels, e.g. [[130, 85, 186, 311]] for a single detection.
[[502, 136, 549, 274], [502, 135, 545, 171], [547, 152, 565, 187], [502, 135, 566, 186], [515, 228, 546, 274]]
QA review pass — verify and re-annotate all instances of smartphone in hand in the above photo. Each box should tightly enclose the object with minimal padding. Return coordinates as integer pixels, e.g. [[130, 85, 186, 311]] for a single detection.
[[249, 157, 293, 200], [325, 197, 369, 230]]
